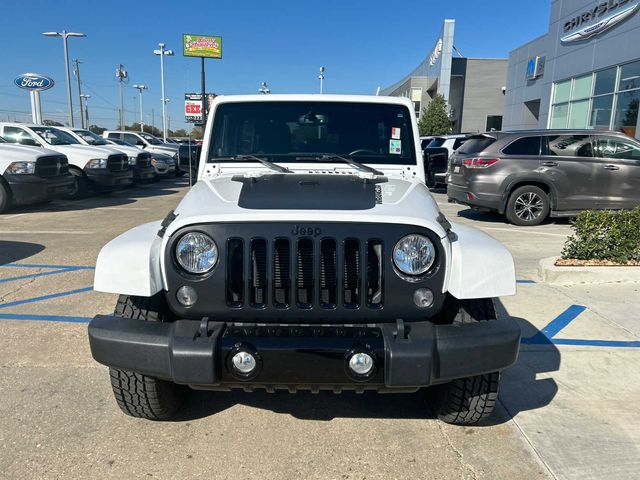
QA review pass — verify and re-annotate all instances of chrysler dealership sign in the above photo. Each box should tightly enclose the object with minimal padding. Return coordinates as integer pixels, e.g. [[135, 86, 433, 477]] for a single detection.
[[561, 0, 640, 43]]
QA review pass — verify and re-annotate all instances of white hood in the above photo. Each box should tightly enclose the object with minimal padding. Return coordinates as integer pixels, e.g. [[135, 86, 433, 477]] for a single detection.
[[0, 144, 61, 162], [165, 173, 447, 239], [48, 144, 123, 168], [106, 144, 144, 157]]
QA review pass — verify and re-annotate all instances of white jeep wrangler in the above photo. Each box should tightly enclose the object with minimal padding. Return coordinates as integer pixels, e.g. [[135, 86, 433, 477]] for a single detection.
[[89, 95, 520, 425]]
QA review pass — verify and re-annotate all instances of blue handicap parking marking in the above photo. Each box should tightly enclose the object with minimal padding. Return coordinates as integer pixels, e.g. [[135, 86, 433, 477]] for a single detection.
[[521, 304, 640, 349], [0, 263, 95, 323]]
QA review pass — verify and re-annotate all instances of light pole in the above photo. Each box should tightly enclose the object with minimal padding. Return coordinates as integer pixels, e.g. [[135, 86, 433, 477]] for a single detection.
[[153, 43, 174, 142], [115, 64, 127, 130], [80, 94, 90, 128], [258, 82, 271, 94], [319, 66, 325, 94], [133, 84, 148, 132], [42, 31, 86, 127]]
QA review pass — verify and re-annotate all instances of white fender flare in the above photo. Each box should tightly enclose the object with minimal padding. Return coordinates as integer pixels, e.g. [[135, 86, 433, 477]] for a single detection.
[[93, 221, 164, 297], [445, 222, 516, 299]]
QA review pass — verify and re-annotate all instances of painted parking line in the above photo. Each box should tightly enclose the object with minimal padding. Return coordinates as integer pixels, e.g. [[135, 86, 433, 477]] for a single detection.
[[521, 304, 640, 348], [4, 263, 95, 270], [0, 287, 93, 309], [516, 280, 536, 284], [0, 313, 92, 323]]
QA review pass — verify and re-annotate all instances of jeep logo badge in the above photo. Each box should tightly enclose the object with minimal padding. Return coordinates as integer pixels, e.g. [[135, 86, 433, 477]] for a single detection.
[[291, 225, 322, 237]]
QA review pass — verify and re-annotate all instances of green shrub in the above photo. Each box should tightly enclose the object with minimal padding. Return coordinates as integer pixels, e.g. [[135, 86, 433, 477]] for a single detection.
[[561, 208, 640, 263]]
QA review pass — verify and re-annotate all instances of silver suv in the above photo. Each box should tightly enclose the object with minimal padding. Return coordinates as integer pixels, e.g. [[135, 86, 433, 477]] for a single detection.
[[447, 129, 640, 226]]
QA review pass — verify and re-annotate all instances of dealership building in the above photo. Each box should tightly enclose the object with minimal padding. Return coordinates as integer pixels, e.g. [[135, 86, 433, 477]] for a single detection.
[[380, 20, 507, 134], [504, 0, 640, 139]]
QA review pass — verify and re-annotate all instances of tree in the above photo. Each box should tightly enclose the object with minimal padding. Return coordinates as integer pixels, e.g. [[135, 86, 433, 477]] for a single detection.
[[88, 124, 106, 135], [171, 128, 188, 138], [190, 127, 204, 140], [126, 123, 162, 137], [42, 119, 64, 126], [418, 94, 452, 136]]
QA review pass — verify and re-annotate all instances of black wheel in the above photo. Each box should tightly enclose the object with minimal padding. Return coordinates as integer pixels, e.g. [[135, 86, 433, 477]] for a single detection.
[[505, 185, 549, 226], [425, 298, 501, 425], [174, 170, 186, 177], [0, 181, 11, 213], [109, 294, 187, 420], [65, 168, 89, 199]]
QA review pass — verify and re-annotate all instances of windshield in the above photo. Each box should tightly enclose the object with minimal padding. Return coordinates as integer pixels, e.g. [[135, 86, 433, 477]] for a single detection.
[[139, 132, 163, 145], [208, 101, 416, 165], [428, 138, 445, 148], [73, 129, 108, 145], [31, 127, 80, 145]]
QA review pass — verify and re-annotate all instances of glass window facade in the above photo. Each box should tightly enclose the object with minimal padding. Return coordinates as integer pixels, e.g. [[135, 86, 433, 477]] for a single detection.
[[550, 61, 640, 137]]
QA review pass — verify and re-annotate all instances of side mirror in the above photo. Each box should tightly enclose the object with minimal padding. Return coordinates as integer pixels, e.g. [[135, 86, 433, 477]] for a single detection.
[[137, 140, 145, 147], [19, 137, 39, 146]]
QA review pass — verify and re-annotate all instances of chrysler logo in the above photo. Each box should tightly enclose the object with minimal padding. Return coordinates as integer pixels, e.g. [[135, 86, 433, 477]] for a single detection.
[[561, 0, 640, 43]]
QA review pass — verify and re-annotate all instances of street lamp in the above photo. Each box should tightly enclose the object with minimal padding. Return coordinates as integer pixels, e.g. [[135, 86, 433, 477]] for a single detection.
[[258, 82, 270, 94], [153, 43, 174, 142], [319, 66, 325, 94], [133, 84, 148, 132], [42, 31, 86, 127], [80, 94, 90, 128]]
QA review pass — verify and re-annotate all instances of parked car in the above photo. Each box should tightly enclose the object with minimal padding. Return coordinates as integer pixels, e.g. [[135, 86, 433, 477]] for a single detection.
[[447, 129, 640, 226], [57, 127, 156, 183], [102, 130, 188, 176], [423, 134, 470, 188], [0, 123, 132, 198], [88, 94, 520, 425], [0, 135, 74, 212]]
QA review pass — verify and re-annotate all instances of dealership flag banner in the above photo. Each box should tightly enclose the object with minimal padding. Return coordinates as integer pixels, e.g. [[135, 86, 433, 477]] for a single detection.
[[183, 34, 222, 58]]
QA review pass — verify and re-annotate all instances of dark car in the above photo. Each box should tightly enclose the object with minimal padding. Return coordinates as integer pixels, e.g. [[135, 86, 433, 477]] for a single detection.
[[447, 129, 640, 226]]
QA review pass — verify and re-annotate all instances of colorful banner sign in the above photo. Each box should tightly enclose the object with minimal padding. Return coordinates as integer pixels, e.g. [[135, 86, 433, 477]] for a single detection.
[[183, 34, 222, 58]]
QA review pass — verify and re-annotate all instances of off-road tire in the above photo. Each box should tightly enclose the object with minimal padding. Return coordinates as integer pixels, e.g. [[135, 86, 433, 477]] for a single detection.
[[65, 168, 89, 199], [109, 294, 186, 420], [505, 185, 550, 226], [425, 298, 501, 425], [0, 181, 11, 213]]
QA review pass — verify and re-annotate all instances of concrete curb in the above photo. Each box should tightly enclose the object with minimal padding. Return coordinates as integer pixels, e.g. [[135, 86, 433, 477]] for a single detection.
[[539, 256, 640, 285]]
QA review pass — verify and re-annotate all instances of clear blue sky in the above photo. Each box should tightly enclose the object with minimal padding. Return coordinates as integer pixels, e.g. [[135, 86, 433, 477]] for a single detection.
[[0, 0, 551, 132]]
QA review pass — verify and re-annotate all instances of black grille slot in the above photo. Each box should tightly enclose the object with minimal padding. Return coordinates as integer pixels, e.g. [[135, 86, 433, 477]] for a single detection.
[[320, 239, 337, 308], [107, 154, 128, 172], [296, 239, 314, 308], [343, 239, 360, 307], [136, 152, 151, 168], [273, 239, 291, 308], [250, 239, 267, 307], [35, 156, 68, 177], [367, 241, 383, 308], [226, 239, 244, 307]]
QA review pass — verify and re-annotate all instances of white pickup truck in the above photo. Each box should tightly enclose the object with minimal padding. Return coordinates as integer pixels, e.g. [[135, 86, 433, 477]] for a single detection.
[[0, 123, 133, 198], [0, 135, 74, 212]]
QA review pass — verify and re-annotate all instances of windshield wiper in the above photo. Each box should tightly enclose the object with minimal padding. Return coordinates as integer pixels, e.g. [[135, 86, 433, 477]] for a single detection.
[[215, 154, 292, 173], [296, 154, 384, 176]]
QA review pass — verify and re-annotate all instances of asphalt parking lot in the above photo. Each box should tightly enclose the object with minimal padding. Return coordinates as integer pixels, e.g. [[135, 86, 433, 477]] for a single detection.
[[1, 180, 639, 480]]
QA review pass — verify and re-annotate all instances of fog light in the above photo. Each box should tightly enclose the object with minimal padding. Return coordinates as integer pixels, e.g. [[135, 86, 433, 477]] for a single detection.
[[176, 286, 197, 306], [413, 288, 434, 309], [232, 351, 257, 375], [348, 352, 374, 376]]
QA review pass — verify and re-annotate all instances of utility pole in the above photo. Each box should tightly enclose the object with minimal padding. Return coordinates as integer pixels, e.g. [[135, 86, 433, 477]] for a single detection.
[[153, 43, 174, 142], [80, 94, 90, 127], [319, 66, 325, 94], [259, 82, 271, 94], [133, 84, 148, 132], [115, 64, 127, 130], [42, 30, 86, 127], [151, 109, 155, 134], [72, 59, 85, 128]]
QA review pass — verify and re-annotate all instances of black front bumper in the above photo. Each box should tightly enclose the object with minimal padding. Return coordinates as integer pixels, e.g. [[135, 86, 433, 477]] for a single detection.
[[5, 173, 75, 205], [85, 168, 133, 189], [132, 165, 156, 182], [88, 316, 520, 390]]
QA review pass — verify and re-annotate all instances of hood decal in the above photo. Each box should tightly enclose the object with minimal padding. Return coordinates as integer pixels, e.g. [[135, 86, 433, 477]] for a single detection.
[[233, 174, 387, 210]]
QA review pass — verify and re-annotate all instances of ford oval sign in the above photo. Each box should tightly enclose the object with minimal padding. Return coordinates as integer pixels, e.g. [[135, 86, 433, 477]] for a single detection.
[[14, 73, 55, 91]]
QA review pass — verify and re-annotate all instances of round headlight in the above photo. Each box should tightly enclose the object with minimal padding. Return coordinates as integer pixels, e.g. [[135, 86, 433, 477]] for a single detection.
[[175, 232, 218, 274], [393, 234, 435, 276]]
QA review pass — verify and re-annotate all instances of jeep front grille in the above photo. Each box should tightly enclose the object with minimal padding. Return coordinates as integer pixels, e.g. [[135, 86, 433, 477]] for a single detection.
[[225, 237, 384, 311], [35, 155, 68, 177]]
